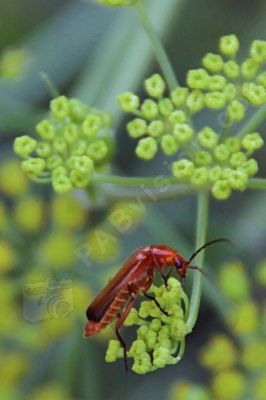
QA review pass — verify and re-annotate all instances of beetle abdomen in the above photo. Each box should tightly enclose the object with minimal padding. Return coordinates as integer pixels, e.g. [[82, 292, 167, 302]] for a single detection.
[[84, 288, 130, 337]]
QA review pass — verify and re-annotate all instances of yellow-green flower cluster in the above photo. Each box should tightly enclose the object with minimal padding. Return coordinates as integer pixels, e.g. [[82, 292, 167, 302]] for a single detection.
[[95, 0, 136, 6], [105, 277, 190, 374], [119, 36, 266, 201], [172, 131, 263, 200], [14, 96, 114, 193], [118, 74, 193, 159], [191, 36, 266, 115]]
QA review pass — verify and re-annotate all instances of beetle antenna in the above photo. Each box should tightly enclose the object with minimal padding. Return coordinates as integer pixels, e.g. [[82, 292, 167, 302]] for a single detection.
[[188, 238, 230, 264]]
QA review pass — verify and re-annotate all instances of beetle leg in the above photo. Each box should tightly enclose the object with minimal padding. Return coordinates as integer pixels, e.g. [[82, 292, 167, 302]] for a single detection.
[[143, 292, 169, 317], [116, 289, 137, 373], [150, 249, 168, 288], [165, 265, 174, 281]]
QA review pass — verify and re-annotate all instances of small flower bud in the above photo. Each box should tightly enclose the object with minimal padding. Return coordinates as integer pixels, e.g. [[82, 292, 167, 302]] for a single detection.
[[186, 90, 205, 113], [224, 83, 237, 101], [241, 58, 259, 80], [87, 140, 108, 161], [240, 158, 258, 176], [172, 159, 194, 180], [242, 82, 266, 106], [205, 91, 226, 109], [135, 137, 158, 160], [161, 135, 178, 155], [212, 179, 231, 200], [227, 100, 245, 121], [36, 142, 51, 158], [63, 123, 79, 144], [229, 151, 247, 168], [68, 155, 94, 175], [257, 71, 266, 88], [46, 155, 63, 170], [117, 91, 140, 113], [14, 135, 37, 158], [70, 169, 90, 188], [144, 74, 166, 98], [198, 127, 218, 148], [21, 158, 46, 176], [242, 132, 264, 152], [147, 120, 164, 138], [140, 99, 159, 120], [195, 151, 212, 166], [168, 110, 187, 124], [219, 34, 240, 56], [36, 119, 56, 141], [208, 75, 227, 91], [170, 87, 189, 107], [190, 167, 209, 186], [105, 340, 123, 362], [250, 39, 266, 64], [223, 60, 240, 78], [50, 95, 69, 120], [158, 98, 174, 117], [82, 114, 102, 136], [52, 166, 68, 179], [214, 144, 231, 162], [72, 140, 88, 156], [225, 137, 241, 153], [187, 68, 209, 90], [53, 138, 67, 155], [68, 98, 88, 123], [173, 123, 194, 143], [228, 169, 248, 191], [202, 52, 224, 73], [127, 118, 147, 138], [209, 166, 222, 183]]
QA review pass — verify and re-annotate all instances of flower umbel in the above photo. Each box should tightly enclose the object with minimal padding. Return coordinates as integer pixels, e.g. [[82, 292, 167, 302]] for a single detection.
[[105, 277, 190, 374], [14, 96, 114, 193]]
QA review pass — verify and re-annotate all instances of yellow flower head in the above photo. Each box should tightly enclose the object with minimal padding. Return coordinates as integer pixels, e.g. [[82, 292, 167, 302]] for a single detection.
[[0, 159, 28, 196], [211, 369, 245, 400], [14, 195, 45, 232], [51, 194, 87, 230], [199, 334, 238, 371], [0, 240, 17, 272]]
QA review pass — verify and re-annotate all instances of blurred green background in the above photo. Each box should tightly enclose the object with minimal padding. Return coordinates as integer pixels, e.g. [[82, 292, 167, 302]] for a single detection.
[[0, 0, 266, 399]]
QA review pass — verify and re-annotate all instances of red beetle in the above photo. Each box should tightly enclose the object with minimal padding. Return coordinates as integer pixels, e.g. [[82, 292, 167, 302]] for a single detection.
[[84, 238, 228, 370]]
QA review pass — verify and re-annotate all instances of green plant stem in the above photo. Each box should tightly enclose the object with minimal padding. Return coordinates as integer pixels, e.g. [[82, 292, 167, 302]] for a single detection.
[[237, 103, 266, 138], [248, 177, 266, 190], [186, 192, 209, 332], [92, 173, 180, 186], [133, 1, 178, 91]]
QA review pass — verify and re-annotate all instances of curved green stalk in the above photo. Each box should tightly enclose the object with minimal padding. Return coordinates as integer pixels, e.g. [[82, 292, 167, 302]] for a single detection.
[[133, 1, 178, 91], [186, 192, 209, 332]]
